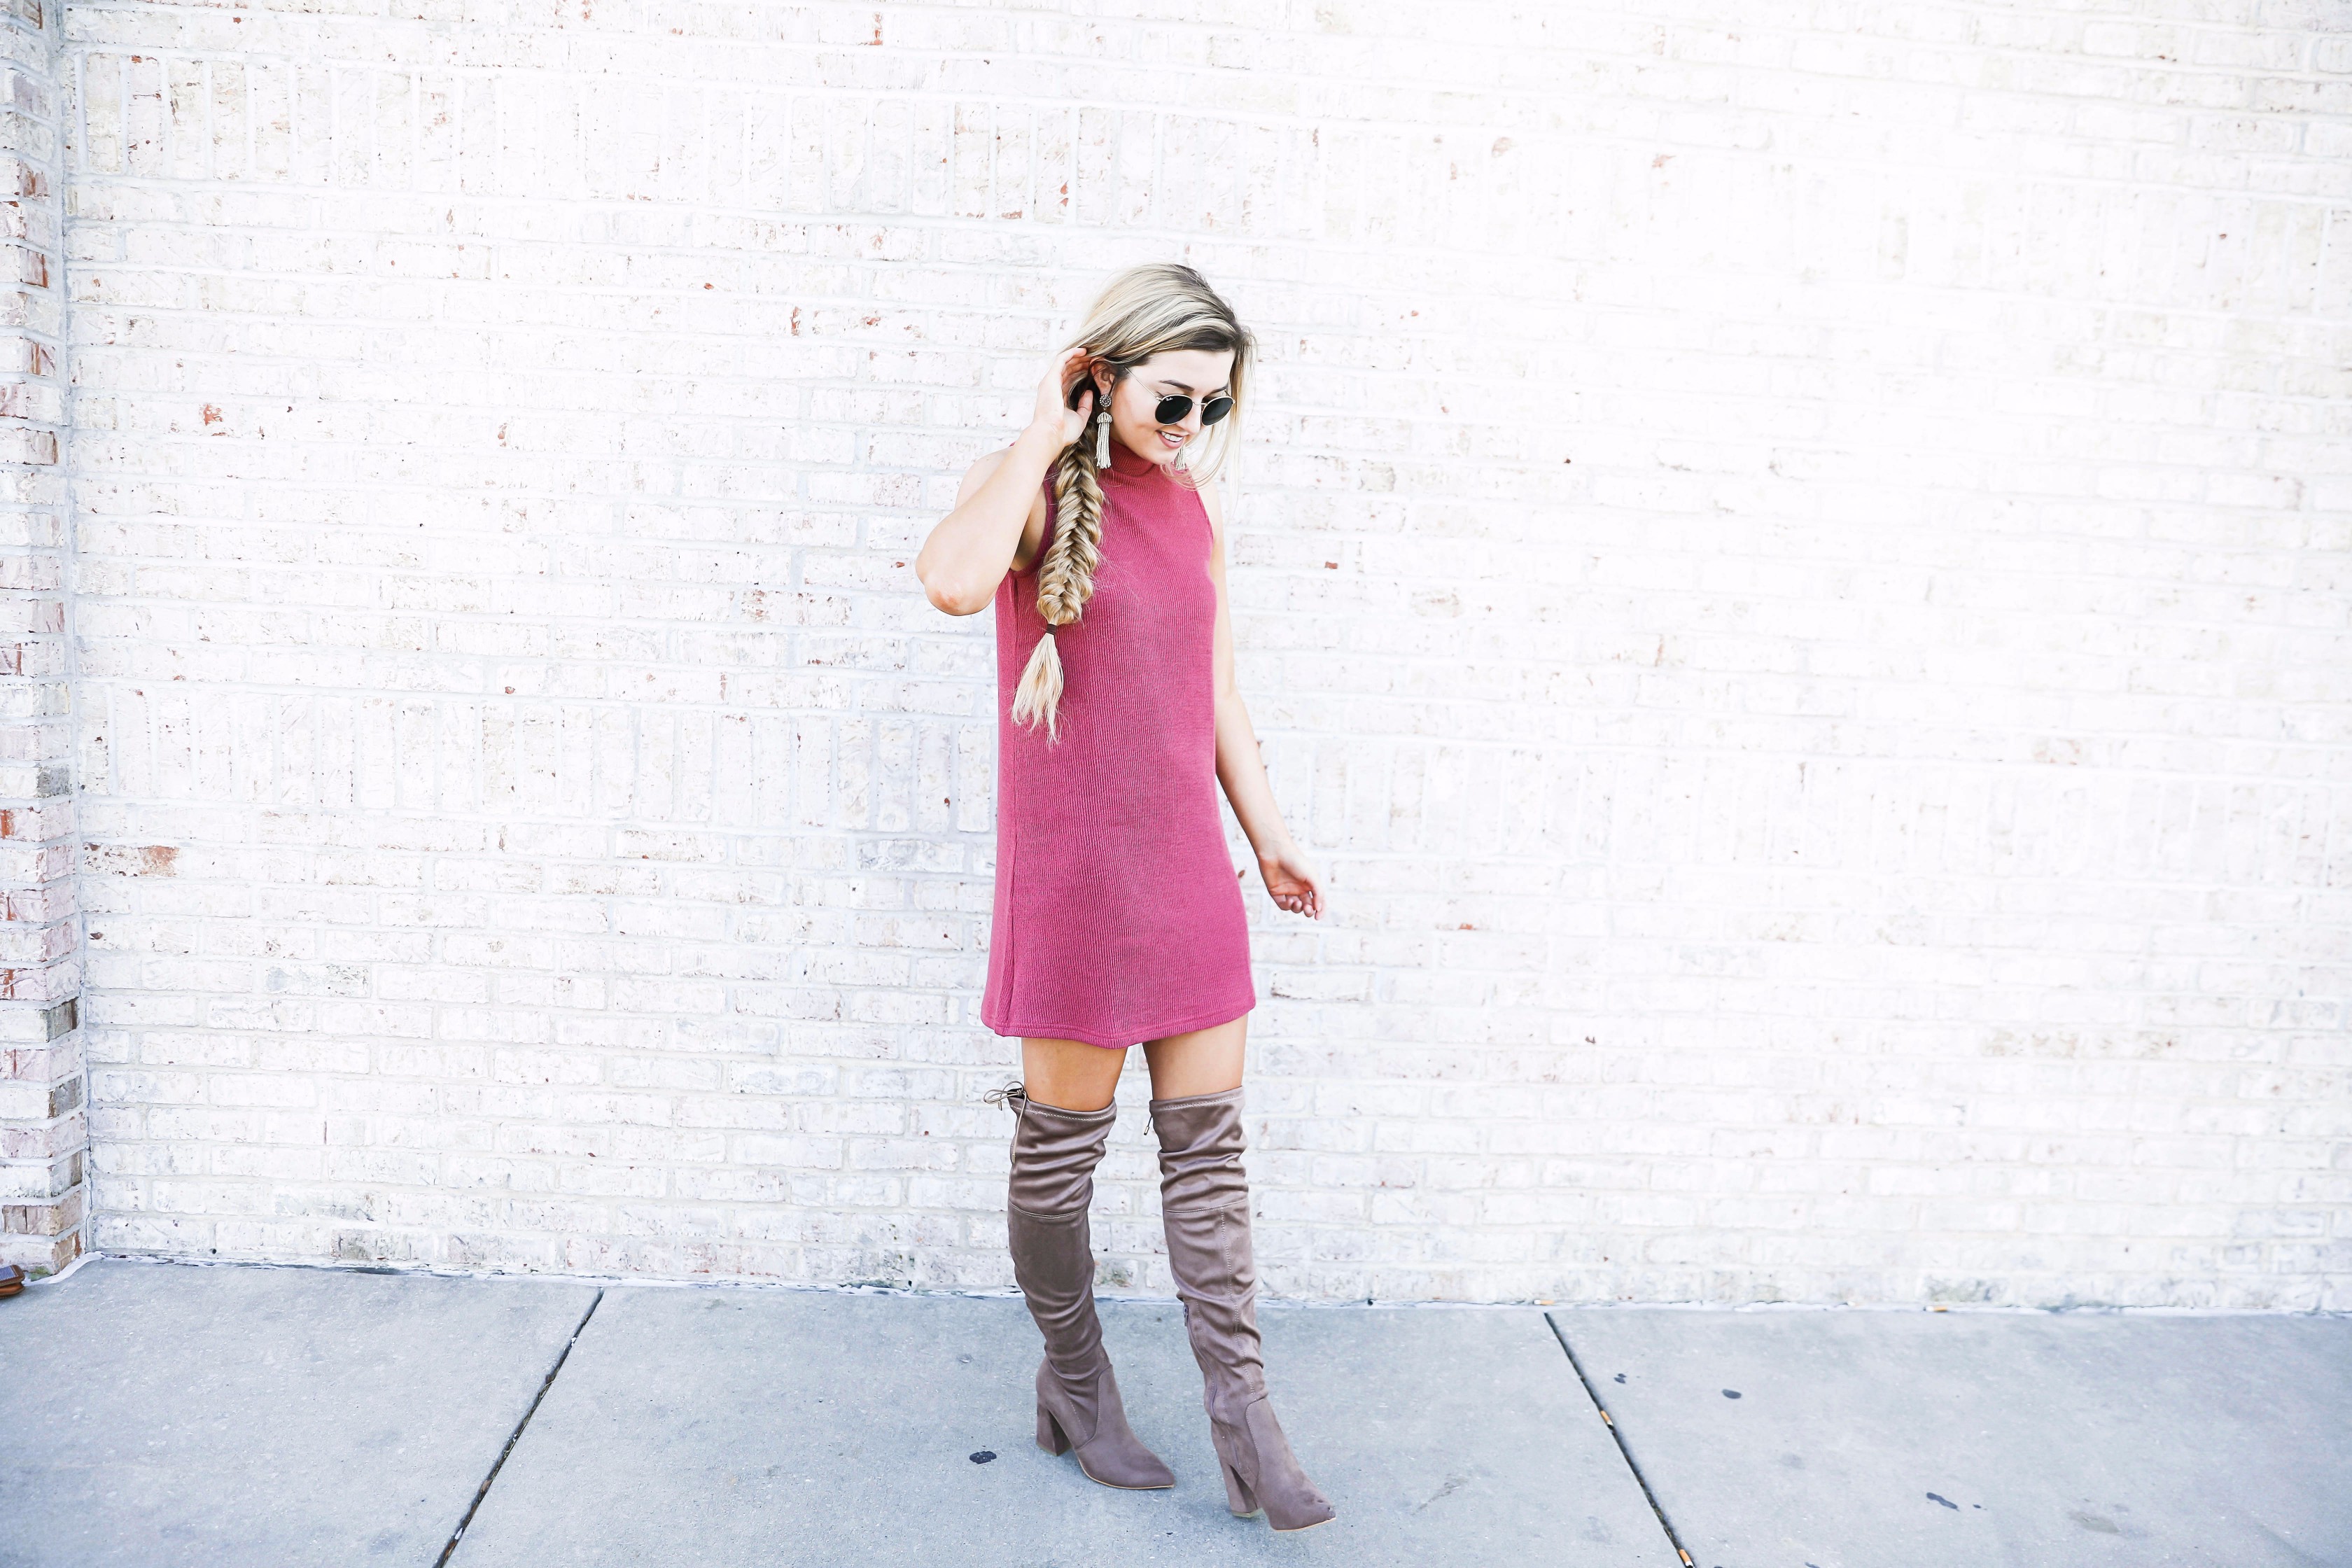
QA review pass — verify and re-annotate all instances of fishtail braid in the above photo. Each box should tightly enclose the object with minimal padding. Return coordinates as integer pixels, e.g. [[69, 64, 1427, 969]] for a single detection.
[[1009, 439, 1107, 742]]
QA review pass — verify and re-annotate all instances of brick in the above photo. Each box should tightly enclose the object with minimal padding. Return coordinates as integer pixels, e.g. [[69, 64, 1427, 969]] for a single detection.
[[24, 0, 2352, 1310]]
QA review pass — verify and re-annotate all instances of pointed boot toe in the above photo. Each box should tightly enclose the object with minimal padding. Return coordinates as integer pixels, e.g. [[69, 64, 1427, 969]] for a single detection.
[[1209, 1397, 1333, 1531], [1037, 1359, 1175, 1490], [1239, 1398, 1334, 1531]]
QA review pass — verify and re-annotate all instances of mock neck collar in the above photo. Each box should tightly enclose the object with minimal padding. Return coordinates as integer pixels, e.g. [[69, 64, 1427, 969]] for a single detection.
[[1105, 435, 1162, 479]]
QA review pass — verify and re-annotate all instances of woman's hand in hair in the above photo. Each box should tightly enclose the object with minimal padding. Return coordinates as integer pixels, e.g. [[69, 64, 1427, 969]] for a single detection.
[[1254, 841, 1323, 920], [1033, 346, 1096, 450]]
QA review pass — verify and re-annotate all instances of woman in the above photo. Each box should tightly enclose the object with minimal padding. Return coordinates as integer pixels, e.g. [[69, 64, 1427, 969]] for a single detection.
[[915, 263, 1334, 1533]]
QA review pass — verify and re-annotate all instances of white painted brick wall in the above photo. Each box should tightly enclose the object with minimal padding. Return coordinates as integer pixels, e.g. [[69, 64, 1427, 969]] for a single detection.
[[0, 0, 81, 1278], [57, 0, 2352, 1307]]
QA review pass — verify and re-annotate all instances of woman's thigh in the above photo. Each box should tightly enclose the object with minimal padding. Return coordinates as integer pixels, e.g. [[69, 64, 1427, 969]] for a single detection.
[[1021, 1037, 1129, 1112], [1140, 1014, 1248, 1100]]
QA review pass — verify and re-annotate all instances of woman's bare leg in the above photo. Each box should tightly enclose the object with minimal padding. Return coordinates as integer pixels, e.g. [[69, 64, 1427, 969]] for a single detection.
[[1020, 1014, 1244, 1111], [1141, 1014, 1247, 1099], [1021, 1037, 1129, 1112]]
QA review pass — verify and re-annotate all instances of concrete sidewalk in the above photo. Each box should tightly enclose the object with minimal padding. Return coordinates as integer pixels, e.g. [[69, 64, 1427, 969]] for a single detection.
[[3, 1259, 2346, 1568]]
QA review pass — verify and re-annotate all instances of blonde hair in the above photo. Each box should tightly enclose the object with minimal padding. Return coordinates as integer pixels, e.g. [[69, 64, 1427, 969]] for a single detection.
[[1010, 262, 1254, 742]]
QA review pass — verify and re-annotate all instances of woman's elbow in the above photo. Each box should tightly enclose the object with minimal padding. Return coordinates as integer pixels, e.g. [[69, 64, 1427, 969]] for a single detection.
[[921, 573, 988, 617], [914, 531, 1003, 615]]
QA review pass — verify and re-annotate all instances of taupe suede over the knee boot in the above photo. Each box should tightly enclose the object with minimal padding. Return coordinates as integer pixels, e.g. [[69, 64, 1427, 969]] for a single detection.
[[1000, 1086, 1175, 1490], [1149, 1086, 1336, 1533]]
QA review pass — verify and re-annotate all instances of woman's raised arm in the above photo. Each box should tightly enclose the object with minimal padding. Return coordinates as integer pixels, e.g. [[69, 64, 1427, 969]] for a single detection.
[[916, 348, 1093, 616]]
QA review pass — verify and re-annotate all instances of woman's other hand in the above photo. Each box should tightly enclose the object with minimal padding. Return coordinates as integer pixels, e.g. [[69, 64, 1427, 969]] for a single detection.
[[1256, 842, 1323, 920], [1034, 346, 1096, 449]]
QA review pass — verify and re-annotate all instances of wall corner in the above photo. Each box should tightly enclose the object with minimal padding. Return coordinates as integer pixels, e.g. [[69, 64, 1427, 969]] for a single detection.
[[0, 0, 80, 1278]]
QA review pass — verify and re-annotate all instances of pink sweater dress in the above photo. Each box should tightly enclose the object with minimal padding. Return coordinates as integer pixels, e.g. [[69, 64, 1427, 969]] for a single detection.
[[981, 438, 1257, 1049]]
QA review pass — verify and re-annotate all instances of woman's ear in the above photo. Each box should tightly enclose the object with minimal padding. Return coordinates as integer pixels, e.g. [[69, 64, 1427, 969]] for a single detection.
[[1091, 362, 1114, 400]]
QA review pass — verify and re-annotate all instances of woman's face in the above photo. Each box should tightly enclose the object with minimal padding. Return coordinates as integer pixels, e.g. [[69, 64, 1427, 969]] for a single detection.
[[1096, 349, 1235, 468]]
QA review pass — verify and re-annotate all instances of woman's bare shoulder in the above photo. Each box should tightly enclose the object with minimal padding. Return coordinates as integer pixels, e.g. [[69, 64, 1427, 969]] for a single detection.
[[1193, 473, 1226, 535], [958, 445, 1057, 514], [955, 444, 1013, 502], [958, 446, 1051, 575]]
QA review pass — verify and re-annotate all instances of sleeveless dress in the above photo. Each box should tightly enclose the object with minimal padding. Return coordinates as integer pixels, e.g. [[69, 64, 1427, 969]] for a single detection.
[[981, 438, 1257, 1049]]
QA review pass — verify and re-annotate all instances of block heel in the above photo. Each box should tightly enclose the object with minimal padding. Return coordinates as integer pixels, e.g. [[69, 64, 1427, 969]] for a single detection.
[[1036, 1404, 1070, 1456], [1219, 1460, 1260, 1518]]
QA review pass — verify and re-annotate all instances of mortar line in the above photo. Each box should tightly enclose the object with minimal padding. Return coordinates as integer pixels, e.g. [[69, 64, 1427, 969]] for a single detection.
[[1546, 1312, 1698, 1568], [434, 1287, 605, 1568]]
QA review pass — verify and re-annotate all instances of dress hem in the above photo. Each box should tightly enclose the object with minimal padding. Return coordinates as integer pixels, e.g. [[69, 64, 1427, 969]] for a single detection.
[[983, 991, 1256, 1051]]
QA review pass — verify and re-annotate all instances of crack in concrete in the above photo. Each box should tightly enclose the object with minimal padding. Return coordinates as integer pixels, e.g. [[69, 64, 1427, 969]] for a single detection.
[[1547, 1312, 1696, 1568], [435, 1288, 605, 1568]]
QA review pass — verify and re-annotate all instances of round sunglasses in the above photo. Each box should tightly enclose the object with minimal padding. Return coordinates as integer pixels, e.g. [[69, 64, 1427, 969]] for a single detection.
[[1149, 390, 1235, 427]]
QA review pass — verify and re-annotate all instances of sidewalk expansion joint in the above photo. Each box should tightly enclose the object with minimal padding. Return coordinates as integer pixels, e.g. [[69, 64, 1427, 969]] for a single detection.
[[1546, 1312, 1698, 1568], [435, 1287, 605, 1568]]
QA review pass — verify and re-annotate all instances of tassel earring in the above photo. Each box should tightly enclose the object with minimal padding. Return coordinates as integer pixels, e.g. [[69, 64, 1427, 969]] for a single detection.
[[1094, 406, 1112, 469]]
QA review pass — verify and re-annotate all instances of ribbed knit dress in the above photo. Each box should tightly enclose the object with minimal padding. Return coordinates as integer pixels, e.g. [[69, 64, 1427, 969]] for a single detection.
[[981, 438, 1256, 1050]]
